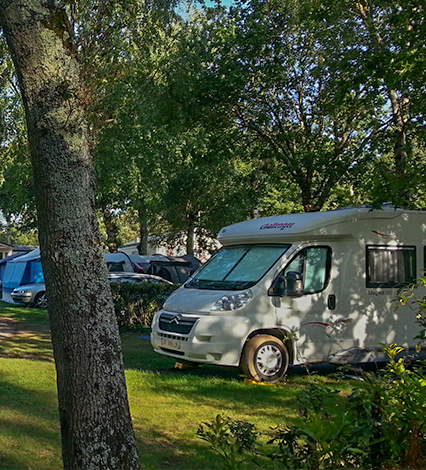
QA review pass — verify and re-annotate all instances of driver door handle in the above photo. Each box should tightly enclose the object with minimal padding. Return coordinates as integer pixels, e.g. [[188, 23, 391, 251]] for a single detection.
[[328, 294, 336, 310]]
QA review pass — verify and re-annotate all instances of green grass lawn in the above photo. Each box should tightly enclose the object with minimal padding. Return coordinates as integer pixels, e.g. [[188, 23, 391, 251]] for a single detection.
[[0, 302, 357, 470]]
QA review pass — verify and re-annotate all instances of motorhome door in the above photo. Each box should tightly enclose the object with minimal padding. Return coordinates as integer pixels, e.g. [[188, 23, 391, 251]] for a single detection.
[[271, 245, 354, 363]]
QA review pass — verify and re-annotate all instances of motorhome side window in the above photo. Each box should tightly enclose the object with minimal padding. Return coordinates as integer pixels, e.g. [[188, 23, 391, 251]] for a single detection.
[[272, 246, 331, 296], [366, 245, 416, 288]]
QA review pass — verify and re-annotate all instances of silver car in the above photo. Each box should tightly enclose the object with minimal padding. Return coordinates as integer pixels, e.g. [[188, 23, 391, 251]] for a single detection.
[[11, 283, 47, 308], [11, 273, 172, 309], [107, 272, 173, 285]]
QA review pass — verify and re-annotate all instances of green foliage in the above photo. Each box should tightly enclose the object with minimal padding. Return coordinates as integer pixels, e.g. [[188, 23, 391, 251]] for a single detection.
[[319, 0, 426, 208], [0, 37, 35, 226], [199, 347, 426, 469], [83, 0, 256, 250], [201, 0, 385, 212], [378, 344, 426, 466], [110, 281, 179, 327], [197, 414, 258, 470], [2, 0, 426, 242], [398, 277, 426, 347], [264, 381, 374, 469], [0, 224, 38, 246]]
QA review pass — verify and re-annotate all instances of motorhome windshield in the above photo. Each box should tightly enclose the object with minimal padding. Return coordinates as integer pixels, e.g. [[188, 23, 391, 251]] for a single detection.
[[186, 245, 290, 290]]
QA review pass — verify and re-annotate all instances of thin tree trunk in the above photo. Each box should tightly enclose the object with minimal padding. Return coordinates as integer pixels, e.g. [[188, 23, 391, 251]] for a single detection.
[[0, 2, 140, 469], [186, 213, 196, 256], [250, 206, 259, 219], [357, 3, 411, 208], [103, 207, 119, 253], [301, 187, 315, 212], [137, 205, 149, 255], [389, 89, 410, 207]]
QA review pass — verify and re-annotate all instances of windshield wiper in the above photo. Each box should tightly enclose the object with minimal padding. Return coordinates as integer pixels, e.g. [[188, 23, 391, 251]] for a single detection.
[[186, 279, 254, 290]]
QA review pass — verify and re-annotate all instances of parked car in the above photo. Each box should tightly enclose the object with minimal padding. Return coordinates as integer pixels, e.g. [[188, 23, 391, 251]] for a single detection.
[[11, 283, 47, 308], [107, 272, 173, 285], [11, 272, 172, 308], [105, 252, 201, 284]]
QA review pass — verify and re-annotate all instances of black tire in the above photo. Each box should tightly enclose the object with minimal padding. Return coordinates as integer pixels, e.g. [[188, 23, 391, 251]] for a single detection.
[[240, 335, 289, 383], [33, 292, 48, 309]]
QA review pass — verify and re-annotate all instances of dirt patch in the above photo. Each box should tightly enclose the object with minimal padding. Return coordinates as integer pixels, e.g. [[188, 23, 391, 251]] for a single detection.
[[0, 317, 23, 339]]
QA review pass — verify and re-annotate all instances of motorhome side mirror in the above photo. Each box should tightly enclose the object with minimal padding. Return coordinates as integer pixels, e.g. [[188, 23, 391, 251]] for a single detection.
[[268, 274, 286, 297], [285, 271, 304, 296], [268, 271, 304, 297]]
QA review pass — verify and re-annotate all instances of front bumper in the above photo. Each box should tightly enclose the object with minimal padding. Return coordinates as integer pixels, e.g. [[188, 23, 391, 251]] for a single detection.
[[11, 292, 34, 304], [151, 310, 252, 367]]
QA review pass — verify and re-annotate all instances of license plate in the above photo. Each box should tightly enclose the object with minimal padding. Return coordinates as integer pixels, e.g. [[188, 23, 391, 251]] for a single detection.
[[160, 337, 181, 350]]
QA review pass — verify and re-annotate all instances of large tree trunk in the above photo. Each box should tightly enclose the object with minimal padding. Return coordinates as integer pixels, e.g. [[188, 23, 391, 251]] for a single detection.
[[0, 2, 140, 469]]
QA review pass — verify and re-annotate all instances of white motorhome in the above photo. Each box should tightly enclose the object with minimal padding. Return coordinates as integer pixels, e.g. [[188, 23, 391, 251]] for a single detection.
[[151, 206, 426, 382]]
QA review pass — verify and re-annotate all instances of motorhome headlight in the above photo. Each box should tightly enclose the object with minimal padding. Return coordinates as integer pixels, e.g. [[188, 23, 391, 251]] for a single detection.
[[211, 289, 252, 311]]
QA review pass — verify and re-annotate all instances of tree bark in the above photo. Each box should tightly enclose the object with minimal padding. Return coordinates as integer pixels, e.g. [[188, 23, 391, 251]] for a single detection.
[[0, 1, 140, 469], [389, 89, 410, 207], [103, 207, 119, 253], [186, 212, 196, 256], [137, 204, 149, 255], [356, 2, 411, 208]]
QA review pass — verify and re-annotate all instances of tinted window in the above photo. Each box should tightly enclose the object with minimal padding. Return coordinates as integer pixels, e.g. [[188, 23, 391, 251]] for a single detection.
[[283, 246, 331, 294], [108, 262, 125, 272], [366, 245, 416, 288]]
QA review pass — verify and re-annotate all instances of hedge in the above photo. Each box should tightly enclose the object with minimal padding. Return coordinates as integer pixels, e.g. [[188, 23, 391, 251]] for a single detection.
[[110, 282, 180, 328]]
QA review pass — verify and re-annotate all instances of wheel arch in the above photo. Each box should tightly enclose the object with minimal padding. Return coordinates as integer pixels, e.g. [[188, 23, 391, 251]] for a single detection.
[[33, 290, 47, 309], [242, 328, 295, 365]]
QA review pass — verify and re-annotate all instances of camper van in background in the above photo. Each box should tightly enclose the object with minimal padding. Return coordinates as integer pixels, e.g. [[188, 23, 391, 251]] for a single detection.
[[151, 206, 426, 382]]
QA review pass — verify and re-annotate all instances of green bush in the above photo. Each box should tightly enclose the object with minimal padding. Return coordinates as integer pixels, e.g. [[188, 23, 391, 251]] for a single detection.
[[398, 277, 426, 348], [197, 414, 258, 470], [198, 346, 426, 469], [110, 282, 179, 328], [198, 280, 426, 468]]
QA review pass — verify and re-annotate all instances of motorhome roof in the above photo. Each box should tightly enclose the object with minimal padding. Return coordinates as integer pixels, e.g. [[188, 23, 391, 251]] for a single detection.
[[217, 206, 420, 245]]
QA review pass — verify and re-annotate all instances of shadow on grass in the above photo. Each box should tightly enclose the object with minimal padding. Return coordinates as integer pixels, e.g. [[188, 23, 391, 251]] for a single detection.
[[0, 303, 53, 362], [0, 365, 61, 469], [135, 428, 270, 470], [124, 335, 368, 429], [0, 334, 54, 362], [0, 308, 369, 470]]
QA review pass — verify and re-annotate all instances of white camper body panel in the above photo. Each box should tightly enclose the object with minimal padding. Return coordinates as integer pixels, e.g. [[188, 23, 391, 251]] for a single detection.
[[151, 207, 426, 380], [217, 206, 404, 245]]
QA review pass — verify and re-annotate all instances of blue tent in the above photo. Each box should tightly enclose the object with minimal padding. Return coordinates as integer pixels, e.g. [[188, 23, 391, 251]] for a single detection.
[[1, 249, 44, 302], [0, 252, 26, 283]]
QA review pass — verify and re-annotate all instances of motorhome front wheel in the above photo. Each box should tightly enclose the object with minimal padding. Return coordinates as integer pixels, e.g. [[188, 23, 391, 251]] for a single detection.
[[241, 335, 289, 383]]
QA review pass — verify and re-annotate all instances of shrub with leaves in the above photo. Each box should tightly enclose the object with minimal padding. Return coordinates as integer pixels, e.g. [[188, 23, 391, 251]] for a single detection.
[[266, 383, 371, 469], [198, 353, 426, 469], [197, 414, 258, 470], [377, 344, 426, 467], [398, 277, 426, 348], [199, 281, 426, 468], [110, 282, 179, 327]]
